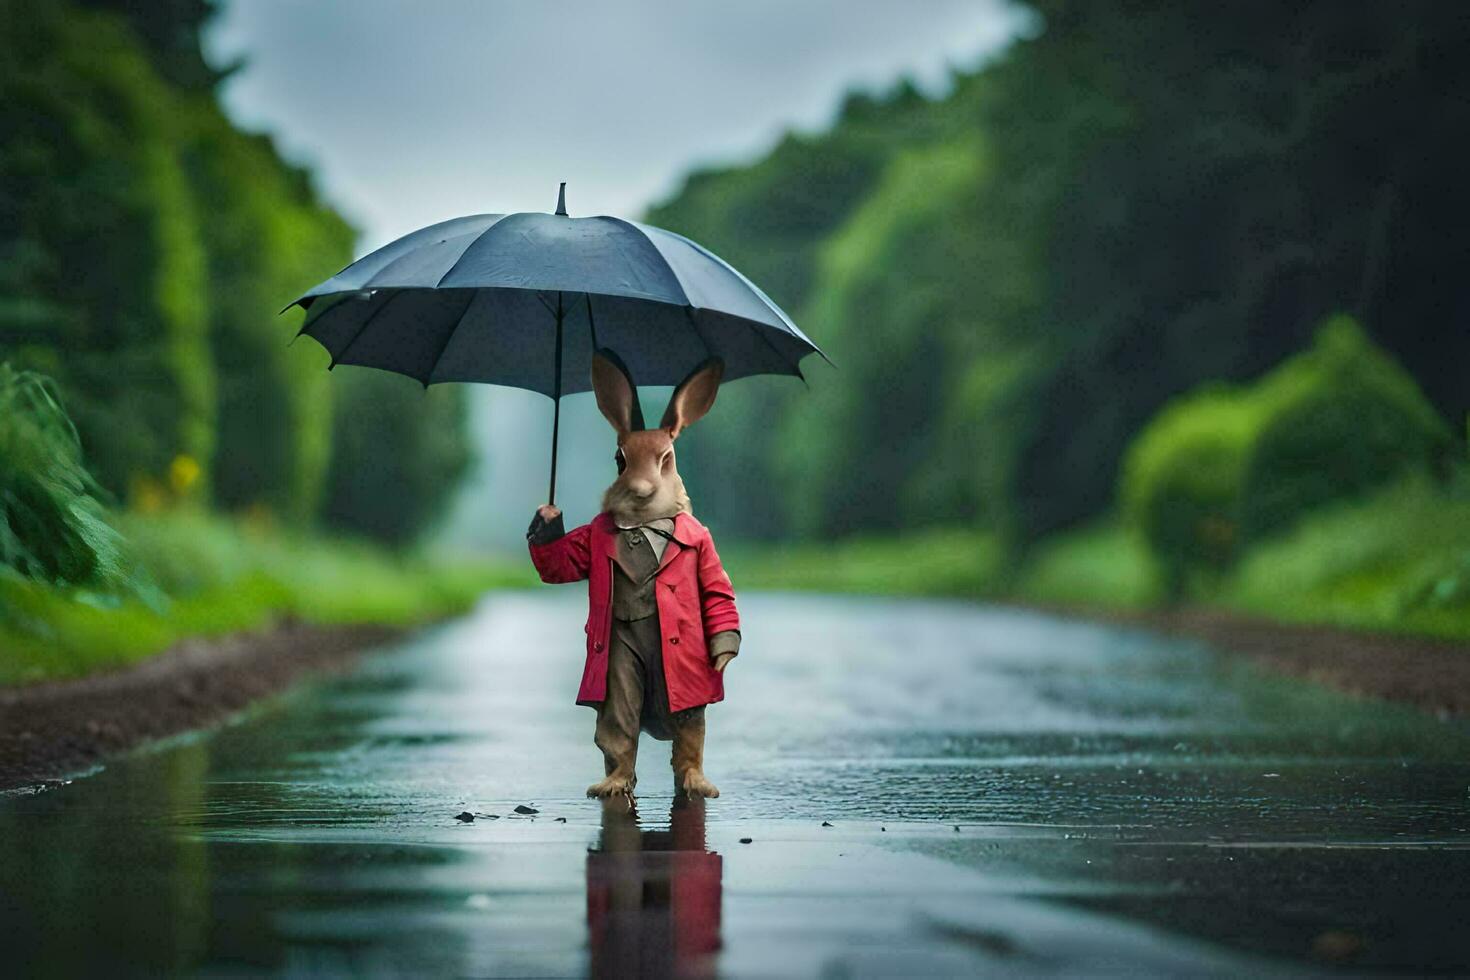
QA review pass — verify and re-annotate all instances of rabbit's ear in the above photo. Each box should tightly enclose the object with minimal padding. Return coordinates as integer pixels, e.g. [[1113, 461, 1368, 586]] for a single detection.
[[591, 348, 645, 434], [661, 357, 724, 439]]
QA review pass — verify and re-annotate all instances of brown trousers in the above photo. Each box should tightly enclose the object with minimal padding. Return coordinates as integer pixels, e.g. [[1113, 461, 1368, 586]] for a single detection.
[[595, 614, 706, 790]]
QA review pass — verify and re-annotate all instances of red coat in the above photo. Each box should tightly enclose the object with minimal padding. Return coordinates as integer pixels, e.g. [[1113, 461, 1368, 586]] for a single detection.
[[528, 512, 740, 712]]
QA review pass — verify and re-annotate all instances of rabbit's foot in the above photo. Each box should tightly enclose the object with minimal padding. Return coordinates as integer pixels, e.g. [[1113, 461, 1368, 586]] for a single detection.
[[586, 774, 636, 799], [680, 770, 720, 799]]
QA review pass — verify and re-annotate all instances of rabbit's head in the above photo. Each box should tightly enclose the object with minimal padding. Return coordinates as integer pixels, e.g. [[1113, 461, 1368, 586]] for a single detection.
[[591, 349, 723, 525]]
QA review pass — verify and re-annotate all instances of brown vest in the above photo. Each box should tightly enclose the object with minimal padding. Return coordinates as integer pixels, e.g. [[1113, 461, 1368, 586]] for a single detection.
[[610, 526, 661, 622]]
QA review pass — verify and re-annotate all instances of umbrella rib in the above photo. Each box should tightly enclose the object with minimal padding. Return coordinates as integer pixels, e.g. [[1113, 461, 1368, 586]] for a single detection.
[[330, 290, 402, 369], [646, 224, 824, 355], [586, 293, 601, 349], [629, 214, 818, 379], [689, 305, 806, 384], [624, 218, 828, 371], [431, 214, 513, 289], [613, 216, 749, 373], [683, 234, 792, 330], [603, 216, 693, 307], [746, 313, 809, 383], [422, 289, 481, 387], [682, 306, 718, 362]]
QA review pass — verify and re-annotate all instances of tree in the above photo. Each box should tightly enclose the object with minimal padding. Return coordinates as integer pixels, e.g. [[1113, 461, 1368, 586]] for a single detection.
[[320, 372, 472, 547], [0, 2, 214, 499]]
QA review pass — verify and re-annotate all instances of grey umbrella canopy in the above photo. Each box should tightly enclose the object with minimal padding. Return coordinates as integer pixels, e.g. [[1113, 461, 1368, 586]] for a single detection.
[[287, 185, 823, 504]]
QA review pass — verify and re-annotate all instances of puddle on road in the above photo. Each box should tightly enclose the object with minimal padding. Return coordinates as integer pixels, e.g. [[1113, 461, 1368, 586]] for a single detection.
[[2, 592, 1468, 976]]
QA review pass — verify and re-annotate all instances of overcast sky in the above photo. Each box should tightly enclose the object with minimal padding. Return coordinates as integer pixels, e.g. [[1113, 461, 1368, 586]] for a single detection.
[[205, 0, 1025, 250]]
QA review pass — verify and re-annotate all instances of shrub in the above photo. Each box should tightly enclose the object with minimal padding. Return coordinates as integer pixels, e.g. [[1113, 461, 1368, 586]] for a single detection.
[[1120, 385, 1260, 597], [1121, 317, 1450, 597], [0, 364, 122, 587], [1238, 317, 1452, 538]]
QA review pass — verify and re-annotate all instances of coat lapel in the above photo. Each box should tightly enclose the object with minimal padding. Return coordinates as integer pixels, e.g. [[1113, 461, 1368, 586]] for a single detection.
[[654, 514, 697, 576], [654, 536, 686, 576]]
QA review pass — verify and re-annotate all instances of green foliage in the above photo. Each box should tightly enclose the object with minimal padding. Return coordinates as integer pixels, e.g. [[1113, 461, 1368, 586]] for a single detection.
[[1012, 521, 1160, 610], [645, 1, 1470, 549], [1, 0, 474, 545], [648, 80, 952, 335], [0, 509, 533, 684], [776, 139, 988, 537], [76, 0, 223, 91], [184, 107, 355, 523], [1120, 385, 1260, 597], [724, 527, 1001, 598], [0, 0, 495, 686], [1238, 317, 1452, 538], [0, 364, 123, 587], [321, 372, 473, 547], [0, 1, 214, 497], [647, 82, 961, 540], [1223, 474, 1470, 641], [1122, 319, 1449, 597]]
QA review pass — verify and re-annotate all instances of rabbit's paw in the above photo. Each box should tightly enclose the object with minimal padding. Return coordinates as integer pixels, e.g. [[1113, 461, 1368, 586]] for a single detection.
[[681, 770, 720, 799], [586, 774, 635, 799]]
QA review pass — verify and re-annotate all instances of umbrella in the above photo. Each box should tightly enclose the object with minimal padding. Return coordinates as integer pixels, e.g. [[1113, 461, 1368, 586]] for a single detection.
[[286, 184, 825, 505]]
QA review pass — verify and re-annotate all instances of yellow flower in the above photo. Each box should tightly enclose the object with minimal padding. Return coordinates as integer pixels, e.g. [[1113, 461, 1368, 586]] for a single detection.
[[169, 454, 201, 495]]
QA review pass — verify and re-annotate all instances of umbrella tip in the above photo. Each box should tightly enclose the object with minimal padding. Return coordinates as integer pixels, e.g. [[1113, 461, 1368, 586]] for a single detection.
[[555, 181, 568, 216]]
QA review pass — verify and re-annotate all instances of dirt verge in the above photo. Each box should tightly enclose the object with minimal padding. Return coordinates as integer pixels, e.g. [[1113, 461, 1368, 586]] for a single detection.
[[0, 621, 404, 793]]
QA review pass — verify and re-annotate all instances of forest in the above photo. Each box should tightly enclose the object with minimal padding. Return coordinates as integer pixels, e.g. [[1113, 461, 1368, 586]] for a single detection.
[[0, 0, 497, 679], [1, 0, 472, 541], [651, 0, 1470, 630]]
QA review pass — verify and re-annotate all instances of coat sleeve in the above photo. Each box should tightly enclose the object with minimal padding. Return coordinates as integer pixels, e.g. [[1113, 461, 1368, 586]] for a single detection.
[[695, 531, 740, 639], [528, 520, 593, 584]]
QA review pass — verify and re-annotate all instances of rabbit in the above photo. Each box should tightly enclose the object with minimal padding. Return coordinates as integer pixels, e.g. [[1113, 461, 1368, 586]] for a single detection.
[[528, 349, 741, 800]]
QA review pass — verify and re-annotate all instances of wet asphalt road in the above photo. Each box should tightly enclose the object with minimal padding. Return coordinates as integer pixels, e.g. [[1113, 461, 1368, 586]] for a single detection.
[[2, 591, 1469, 977]]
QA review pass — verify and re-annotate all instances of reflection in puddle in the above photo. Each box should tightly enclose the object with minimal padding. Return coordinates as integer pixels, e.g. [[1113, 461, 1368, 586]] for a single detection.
[[587, 797, 721, 979]]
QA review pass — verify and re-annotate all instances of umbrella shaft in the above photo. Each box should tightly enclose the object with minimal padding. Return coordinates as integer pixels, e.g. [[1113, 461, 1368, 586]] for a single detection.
[[548, 294, 563, 506], [548, 396, 560, 506]]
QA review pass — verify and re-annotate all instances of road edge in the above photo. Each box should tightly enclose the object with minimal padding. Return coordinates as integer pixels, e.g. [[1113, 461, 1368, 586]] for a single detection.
[[0, 621, 408, 793]]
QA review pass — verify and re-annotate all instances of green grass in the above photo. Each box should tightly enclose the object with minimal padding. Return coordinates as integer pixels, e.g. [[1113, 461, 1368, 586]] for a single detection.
[[1008, 476, 1470, 639], [723, 527, 1002, 598], [723, 523, 1158, 611], [0, 510, 534, 684], [1012, 522, 1161, 610], [721, 475, 1470, 646], [1219, 474, 1470, 640]]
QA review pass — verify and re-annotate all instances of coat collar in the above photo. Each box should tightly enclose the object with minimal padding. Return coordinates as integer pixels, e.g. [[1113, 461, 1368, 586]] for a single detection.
[[594, 511, 699, 548]]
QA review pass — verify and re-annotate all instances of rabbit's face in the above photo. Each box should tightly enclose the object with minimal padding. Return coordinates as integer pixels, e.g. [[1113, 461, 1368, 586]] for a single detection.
[[590, 350, 723, 526], [602, 428, 688, 524]]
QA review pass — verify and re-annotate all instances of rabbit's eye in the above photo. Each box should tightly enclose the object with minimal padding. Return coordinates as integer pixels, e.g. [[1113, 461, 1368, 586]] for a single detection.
[[614, 449, 626, 474], [660, 451, 673, 473]]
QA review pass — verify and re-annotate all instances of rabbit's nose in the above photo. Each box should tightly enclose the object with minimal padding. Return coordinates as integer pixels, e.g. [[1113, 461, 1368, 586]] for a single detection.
[[628, 480, 655, 499]]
